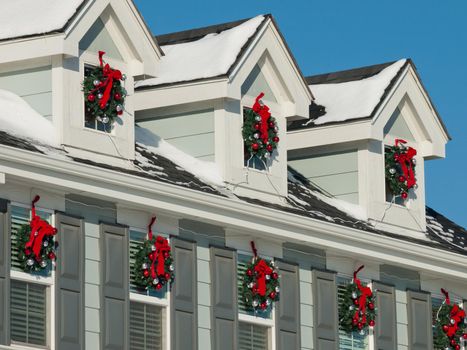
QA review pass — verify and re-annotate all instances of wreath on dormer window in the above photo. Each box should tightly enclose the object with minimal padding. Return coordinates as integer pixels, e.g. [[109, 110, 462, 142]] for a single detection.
[[385, 139, 417, 200], [82, 51, 126, 125], [242, 93, 279, 163]]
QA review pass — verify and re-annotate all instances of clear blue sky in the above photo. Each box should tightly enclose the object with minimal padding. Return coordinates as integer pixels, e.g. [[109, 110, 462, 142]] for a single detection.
[[134, 0, 467, 228]]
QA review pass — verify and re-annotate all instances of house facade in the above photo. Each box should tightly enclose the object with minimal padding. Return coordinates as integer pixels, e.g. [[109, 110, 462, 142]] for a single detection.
[[0, 1, 465, 350]]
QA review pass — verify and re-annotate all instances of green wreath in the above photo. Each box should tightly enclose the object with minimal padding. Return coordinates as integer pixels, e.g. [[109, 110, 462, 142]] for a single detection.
[[385, 139, 417, 200], [15, 224, 57, 273], [241, 256, 279, 312], [82, 51, 126, 125], [133, 235, 174, 291], [242, 93, 279, 162]]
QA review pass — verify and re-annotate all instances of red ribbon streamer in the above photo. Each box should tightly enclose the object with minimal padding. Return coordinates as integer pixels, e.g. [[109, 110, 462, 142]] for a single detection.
[[254, 259, 272, 297], [394, 139, 417, 189], [252, 93, 272, 145], [25, 196, 57, 259], [353, 265, 373, 325], [150, 236, 171, 279], [441, 288, 451, 305], [148, 216, 157, 241], [250, 241, 258, 258], [91, 51, 123, 110]]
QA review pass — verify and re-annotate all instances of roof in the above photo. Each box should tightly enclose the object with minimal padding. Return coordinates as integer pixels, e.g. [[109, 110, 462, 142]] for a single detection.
[[0, 129, 464, 257]]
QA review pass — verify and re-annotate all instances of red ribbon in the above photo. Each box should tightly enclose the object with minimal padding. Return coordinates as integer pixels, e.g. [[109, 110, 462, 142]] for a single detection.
[[148, 216, 156, 241], [353, 265, 373, 325], [394, 139, 417, 189], [150, 236, 171, 279], [252, 93, 272, 145], [441, 288, 451, 305], [254, 259, 272, 296], [91, 51, 123, 110], [25, 196, 57, 259]]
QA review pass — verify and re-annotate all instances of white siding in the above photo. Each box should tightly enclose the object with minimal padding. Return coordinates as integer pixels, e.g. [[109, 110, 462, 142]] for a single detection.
[[0, 66, 52, 121], [288, 150, 359, 204]]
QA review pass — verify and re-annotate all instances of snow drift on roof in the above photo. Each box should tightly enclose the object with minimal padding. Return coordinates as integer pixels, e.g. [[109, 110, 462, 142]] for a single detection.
[[0, 89, 59, 146], [135, 16, 265, 88], [0, 0, 84, 41], [307, 59, 406, 126]]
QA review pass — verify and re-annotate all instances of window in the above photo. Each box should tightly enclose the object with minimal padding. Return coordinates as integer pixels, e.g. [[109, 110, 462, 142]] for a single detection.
[[384, 146, 405, 205], [237, 254, 274, 350], [10, 203, 54, 348], [129, 229, 169, 350], [243, 108, 267, 171], [84, 65, 112, 133], [338, 277, 368, 350]]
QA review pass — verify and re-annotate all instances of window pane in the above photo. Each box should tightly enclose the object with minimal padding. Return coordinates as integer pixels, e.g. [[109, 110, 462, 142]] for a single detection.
[[239, 322, 269, 350], [10, 280, 47, 346], [130, 301, 163, 350]]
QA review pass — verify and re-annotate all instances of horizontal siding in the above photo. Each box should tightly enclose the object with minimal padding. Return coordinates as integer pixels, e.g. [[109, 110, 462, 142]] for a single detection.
[[0, 66, 52, 120]]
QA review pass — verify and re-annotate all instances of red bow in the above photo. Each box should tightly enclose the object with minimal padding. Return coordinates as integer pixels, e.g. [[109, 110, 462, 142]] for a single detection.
[[395, 139, 417, 189], [252, 93, 272, 144], [25, 196, 57, 259], [151, 236, 170, 279], [353, 265, 373, 325], [254, 259, 273, 296], [91, 51, 123, 110]]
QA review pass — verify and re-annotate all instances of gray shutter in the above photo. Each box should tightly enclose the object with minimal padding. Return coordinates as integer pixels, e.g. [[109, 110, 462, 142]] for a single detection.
[[276, 261, 300, 350], [373, 282, 396, 350], [101, 223, 129, 350], [210, 247, 237, 350], [313, 270, 338, 350], [171, 238, 197, 350], [0, 199, 9, 345], [407, 290, 432, 350], [55, 213, 84, 350]]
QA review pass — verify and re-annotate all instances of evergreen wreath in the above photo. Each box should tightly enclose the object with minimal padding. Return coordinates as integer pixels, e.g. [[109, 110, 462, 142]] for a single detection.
[[385, 138, 417, 200], [133, 217, 174, 291], [433, 289, 467, 350], [16, 196, 57, 272], [339, 266, 376, 334], [82, 51, 126, 125], [241, 241, 280, 312], [242, 93, 279, 163]]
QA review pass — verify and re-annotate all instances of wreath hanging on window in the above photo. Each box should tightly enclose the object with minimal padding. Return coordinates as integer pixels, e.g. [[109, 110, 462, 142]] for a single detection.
[[16, 196, 58, 272], [133, 217, 174, 291], [339, 265, 376, 335], [433, 289, 467, 350], [385, 138, 417, 200], [82, 51, 126, 125], [241, 241, 280, 312], [242, 93, 279, 163]]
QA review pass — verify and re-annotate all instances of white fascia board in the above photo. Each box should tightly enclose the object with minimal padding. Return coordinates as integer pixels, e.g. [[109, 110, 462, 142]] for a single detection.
[[0, 144, 466, 281], [134, 78, 229, 111], [287, 119, 373, 150]]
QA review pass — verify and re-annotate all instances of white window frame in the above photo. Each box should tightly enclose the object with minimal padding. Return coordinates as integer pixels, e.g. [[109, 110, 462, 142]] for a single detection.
[[9, 201, 55, 350], [237, 250, 276, 350], [129, 226, 171, 350]]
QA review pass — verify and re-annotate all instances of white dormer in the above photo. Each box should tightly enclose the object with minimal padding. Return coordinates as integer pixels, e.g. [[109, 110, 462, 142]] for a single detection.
[[134, 15, 312, 203], [287, 60, 450, 234]]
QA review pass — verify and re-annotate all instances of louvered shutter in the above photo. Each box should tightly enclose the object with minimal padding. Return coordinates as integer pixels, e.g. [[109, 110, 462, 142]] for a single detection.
[[313, 270, 338, 350], [10, 280, 47, 346], [276, 261, 300, 350], [129, 301, 163, 350], [171, 238, 197, 350], [55, 213, 84, 350], [211, 247, 237, 350], [407, 290, 432, 350], [373, 282, 396, 350], [0, 199, 9, 345], [101, 223, 129, 350], [238, 322, 269, 350]]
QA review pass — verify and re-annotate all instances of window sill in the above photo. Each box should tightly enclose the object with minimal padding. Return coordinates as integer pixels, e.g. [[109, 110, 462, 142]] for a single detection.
[[239, 312, 274, 327]]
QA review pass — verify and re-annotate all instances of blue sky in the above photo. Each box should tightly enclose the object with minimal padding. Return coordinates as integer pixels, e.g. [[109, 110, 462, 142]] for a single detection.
[[134, 0, 467, 228]]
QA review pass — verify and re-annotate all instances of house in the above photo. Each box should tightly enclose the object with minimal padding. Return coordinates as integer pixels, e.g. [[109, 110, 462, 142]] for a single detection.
[[0, 1, 465, 350]]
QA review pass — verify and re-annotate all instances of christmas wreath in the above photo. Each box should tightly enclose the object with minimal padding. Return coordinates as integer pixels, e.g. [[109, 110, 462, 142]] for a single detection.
[[241, 241, 280, 312], [385, 138, 417, 200], [433, 289, 467, 350], [339, 266, 376, 334], [242, 93, 279, 162], [15, 196, 57, 272], [82, 51, 126, 125], [133, 217, 174, 291]]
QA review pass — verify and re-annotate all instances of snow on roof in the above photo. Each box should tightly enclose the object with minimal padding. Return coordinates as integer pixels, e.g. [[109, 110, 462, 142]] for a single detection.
[[0, 89, 59, 146], [0, 0, 84, 41], [307, 59, 407, 126], [135, 16, 265, 88]]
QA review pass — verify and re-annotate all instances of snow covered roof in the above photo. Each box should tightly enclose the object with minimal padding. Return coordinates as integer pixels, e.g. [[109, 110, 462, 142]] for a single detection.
[[135, 16, 267, 88], [0, 0, 85, 41]]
